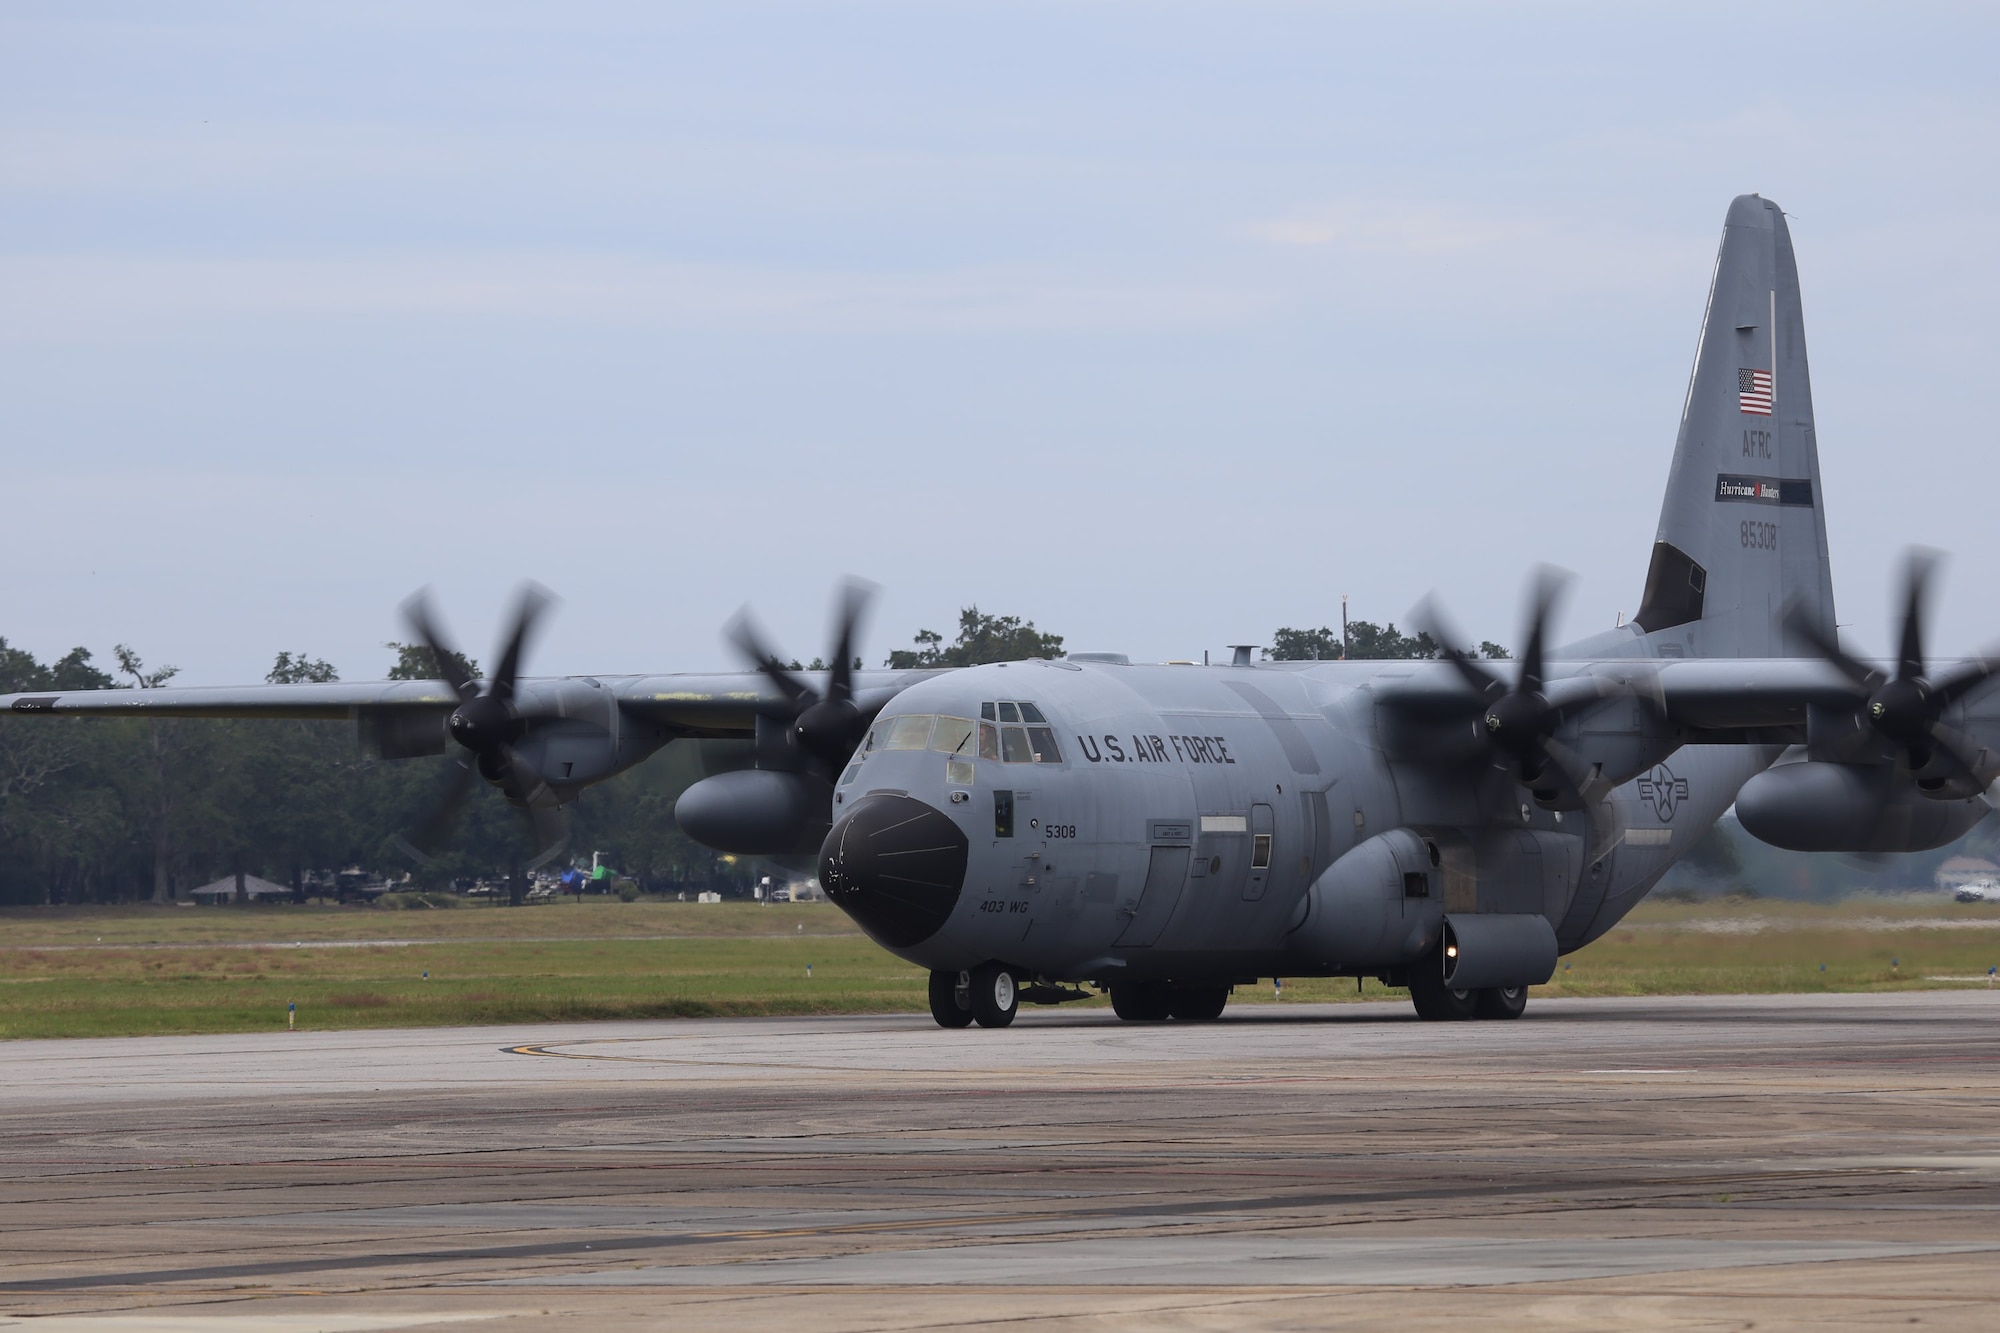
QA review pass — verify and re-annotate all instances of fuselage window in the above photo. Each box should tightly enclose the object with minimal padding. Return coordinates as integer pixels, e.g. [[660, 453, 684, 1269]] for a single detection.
[[1017, 702, 1048, 724], [997, 701, 1022, 723], [929, 716, 977, 754], [978, 722, 1001, 760], [1251, 833, 1272, 869], [1026, 726, 1062, 763], [980, 702, 997, 721], [840, 761, 863, 786], [1000, 725, 1034, 763], [883, 714, 935, 750]]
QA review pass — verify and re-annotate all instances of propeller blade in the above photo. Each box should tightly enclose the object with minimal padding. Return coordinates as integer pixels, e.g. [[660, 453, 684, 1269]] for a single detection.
[[400, 589, 479, 702], [1543, 672, 1642, 726], [1896, 548, 1943, 684], [825, 577, 877, 706], [1781, 600, 1876, 693], [726, 611, 813, 708], [1517, 565, 1571, 694], [396, 755, 479, 861], [488, 581, 555, 705], [503, 747, 570, 870], [1411, 594, 1505, 699], [1538, 735, 1624, 866], [1931, 645, 2000, 707], [1925, 721, 1990, 788]]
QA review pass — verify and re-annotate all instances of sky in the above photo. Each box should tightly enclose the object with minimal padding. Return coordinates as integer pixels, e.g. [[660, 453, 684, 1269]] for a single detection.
[[3, 2, 1997, 685]]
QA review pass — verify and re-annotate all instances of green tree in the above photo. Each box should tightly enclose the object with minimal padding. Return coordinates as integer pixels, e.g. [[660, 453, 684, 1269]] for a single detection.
[[1267, 627, 1342, 661], [886, 608, 1064, 668], [1267, 622, 1508, 661], [267, 652, 339, 684], [385, 641, 479, 682]]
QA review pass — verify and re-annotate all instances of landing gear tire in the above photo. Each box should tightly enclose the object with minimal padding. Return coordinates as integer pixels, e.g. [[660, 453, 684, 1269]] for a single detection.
[[1408, 965, 1479, 1021], [968, 963, 1018, 1028], [1167, 985, 1229, 1021], [1474, 985, 1529, 1020], [928, 970, 974, 1029], [1109, 981, 1171, 1021]]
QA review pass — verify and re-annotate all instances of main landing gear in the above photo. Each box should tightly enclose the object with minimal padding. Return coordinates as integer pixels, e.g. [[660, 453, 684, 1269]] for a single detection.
[[1406, 967, 1529, 1022], [1109, 981, 1229, 1023]]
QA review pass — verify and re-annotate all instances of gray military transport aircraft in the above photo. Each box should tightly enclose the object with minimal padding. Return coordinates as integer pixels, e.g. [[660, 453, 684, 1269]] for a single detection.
[[7, 194, 1996, 1028]]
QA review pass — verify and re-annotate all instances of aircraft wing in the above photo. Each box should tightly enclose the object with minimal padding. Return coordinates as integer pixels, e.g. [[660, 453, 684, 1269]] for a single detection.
[[609, 672, 936, 734], [1371, 656, 1883, 739], [1, 680, 459, 720], [1, 670, 935, 735]]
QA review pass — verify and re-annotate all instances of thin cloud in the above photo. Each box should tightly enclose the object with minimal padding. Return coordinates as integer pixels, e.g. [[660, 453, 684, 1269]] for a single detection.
[[0, 253, 1280, 340]]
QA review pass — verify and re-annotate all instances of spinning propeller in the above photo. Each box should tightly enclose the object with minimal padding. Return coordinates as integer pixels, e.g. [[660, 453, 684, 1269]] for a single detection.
[[727, 579, 878, 777], [396, 583, 569, 869], [1419, 568, 1629, 862], [1787, 549, 2000, 787]]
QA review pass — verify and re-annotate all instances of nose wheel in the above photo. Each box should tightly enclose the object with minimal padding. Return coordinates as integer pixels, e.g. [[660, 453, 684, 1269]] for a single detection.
[[929, 965, 1018, 1028], [927, 970, 974, 1028]]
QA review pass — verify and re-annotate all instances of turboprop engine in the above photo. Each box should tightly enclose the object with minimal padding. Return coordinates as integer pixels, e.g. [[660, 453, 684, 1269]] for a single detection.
[[672, 580, 878, 860], [1735, 761, 1988, 854]]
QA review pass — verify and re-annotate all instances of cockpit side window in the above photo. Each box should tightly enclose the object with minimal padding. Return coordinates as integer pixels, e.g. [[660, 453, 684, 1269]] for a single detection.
[[973, 702, 1064, 763]]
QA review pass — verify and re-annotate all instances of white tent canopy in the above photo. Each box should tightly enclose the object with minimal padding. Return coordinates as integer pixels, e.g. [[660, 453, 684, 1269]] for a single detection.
[[185, 875, 293, 900]]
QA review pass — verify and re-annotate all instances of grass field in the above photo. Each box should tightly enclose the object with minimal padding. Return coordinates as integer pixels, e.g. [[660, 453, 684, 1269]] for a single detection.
[[1, 897, 1998, 1039]]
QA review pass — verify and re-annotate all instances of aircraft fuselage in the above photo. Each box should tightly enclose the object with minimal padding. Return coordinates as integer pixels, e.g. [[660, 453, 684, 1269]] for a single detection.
[[820, 657, 1768, 987]]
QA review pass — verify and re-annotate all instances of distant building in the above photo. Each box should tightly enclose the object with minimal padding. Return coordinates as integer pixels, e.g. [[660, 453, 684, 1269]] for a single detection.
[[696, 891, 723, 904], [1935, 857, 2000, 891]]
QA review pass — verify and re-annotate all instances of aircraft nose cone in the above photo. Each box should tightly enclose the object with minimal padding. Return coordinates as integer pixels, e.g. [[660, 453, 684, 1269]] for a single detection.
[[818, 792, 968, 948]]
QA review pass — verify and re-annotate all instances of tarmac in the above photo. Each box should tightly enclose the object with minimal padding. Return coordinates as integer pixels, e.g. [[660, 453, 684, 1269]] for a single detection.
[[3, 991, 2000, 1330]]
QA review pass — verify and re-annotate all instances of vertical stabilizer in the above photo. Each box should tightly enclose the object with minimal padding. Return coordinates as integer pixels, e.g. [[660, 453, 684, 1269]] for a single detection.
[[1630, 194, 1834, 658]]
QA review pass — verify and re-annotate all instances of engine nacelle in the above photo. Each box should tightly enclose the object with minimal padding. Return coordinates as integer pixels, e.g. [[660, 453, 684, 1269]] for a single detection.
[[1736, 761, 1989, 853], [675, 769, 833, 857]]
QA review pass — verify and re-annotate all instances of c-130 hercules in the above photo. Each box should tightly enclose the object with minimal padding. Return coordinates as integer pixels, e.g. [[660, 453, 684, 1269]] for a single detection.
[[8, 195, 1996, 1028]]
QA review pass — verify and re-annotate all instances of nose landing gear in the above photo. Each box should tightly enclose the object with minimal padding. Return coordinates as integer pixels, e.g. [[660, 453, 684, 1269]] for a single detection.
[[927, 970, 974, 1029], [929, 965, 1018, 1028]]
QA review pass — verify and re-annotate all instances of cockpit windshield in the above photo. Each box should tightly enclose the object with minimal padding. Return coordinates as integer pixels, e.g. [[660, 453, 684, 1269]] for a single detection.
[[860, 701, 1062, 765]]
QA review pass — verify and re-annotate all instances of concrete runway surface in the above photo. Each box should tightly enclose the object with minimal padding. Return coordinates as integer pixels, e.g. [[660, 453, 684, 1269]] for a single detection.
[[3, 992, 2000, 1331]]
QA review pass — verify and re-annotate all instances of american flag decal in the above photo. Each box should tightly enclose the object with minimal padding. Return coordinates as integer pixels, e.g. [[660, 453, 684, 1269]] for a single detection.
[[1738, 368, 1774, 415]]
